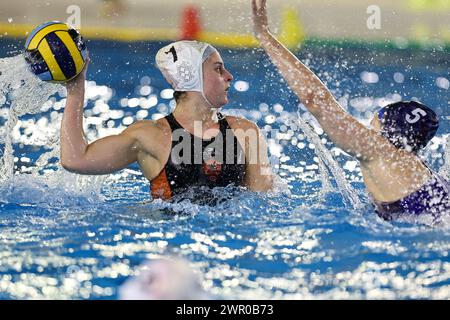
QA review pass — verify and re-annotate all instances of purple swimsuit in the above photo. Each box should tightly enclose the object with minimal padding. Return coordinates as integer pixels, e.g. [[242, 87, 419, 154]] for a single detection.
[[375, 173, 450, 221]]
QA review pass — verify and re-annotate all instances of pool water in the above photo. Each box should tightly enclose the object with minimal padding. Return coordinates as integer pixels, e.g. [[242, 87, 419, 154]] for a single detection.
[[0, 39, 449, 299]]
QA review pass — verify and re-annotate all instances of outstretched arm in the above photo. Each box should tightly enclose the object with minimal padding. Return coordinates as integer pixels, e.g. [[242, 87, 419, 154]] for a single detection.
[[251, 0, 389, 161], [60, 59, 155, 175]]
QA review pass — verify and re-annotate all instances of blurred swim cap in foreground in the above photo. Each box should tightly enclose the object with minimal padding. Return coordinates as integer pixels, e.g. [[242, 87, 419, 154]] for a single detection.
[[119, 257, 211, 300]]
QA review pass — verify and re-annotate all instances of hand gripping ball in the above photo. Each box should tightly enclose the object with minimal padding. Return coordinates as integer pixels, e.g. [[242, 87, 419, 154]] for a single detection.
[[24, 21, 87, 83]]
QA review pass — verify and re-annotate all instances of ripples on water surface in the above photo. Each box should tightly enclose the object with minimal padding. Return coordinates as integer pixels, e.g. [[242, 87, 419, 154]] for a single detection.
[[0, 40, 449, 299]]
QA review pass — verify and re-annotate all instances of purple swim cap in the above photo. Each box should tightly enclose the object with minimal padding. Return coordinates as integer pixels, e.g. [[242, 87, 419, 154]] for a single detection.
[[378, 101, 439, 153]]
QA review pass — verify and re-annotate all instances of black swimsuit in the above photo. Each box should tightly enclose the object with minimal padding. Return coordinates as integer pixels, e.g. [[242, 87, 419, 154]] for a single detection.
[[151, 113, 246, 200]]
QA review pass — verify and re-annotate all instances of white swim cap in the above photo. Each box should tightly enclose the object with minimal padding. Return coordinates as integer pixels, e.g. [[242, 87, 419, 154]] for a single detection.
[[155, 40, 217, 93]]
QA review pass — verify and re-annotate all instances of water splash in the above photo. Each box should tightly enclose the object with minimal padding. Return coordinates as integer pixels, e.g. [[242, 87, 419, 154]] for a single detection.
[[0, 171, 105, 207], [0, 54, 107, 201], [0, 55, 60, 181], [295, 111, 362, 209], [439, 134, 450, 180]]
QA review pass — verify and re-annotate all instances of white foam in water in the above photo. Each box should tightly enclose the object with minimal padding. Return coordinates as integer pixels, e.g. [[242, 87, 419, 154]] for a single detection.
[[439, 134, 450, 180], [0, 171, 105, 206]]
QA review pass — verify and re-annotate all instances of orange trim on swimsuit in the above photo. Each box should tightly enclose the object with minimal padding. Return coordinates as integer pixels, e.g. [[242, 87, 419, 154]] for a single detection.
[[150, 168, 172, 200]]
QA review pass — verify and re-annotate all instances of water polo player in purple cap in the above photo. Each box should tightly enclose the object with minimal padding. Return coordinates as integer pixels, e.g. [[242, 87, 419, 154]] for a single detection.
[[60, 41, 272, 201], [253, 0, 449, 221]]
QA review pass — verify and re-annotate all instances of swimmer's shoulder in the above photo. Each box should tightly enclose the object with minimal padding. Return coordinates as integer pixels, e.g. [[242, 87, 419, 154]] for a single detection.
[[124, 118, 171, 136], [224, 115, 260, 132], [121, 119, 172, 163], [122, 119, 172, 150]]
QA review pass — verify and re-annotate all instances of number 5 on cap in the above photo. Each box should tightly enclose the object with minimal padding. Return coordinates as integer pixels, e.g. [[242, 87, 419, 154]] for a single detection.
[[406, 108, 427, 124]]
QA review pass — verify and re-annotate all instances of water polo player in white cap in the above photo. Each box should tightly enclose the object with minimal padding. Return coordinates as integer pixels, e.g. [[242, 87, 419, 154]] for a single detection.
[[60, 40, 272, 200]]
